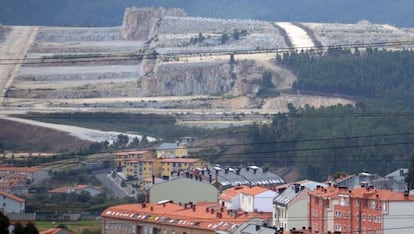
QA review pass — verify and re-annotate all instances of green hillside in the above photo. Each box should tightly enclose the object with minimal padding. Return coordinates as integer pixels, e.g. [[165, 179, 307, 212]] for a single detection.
[[244, 49, 414, 180]]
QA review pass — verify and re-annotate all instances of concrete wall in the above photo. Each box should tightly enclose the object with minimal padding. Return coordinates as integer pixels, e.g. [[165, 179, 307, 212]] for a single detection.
[[254, 191, 277, 212], [149, 177, 218, 203], [383, 201, 414, 234]]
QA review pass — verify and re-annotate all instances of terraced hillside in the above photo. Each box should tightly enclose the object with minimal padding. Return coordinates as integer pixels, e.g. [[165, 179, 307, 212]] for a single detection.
[[1, 7, 413, 130]]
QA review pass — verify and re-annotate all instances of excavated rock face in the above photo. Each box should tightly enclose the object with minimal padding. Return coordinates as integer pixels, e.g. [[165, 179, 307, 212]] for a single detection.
[[141, 62, 234, 96], [122, 7, 186, 40]]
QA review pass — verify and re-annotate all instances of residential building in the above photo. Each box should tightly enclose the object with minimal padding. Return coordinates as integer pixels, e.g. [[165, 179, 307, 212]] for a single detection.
[[206, 166, 285, 191], [273, 184, 310, 231], [309, 185, 414, 234], [159, 158, 203, 179], [0, 190, 25, 214], [219, 185, 277, 212], [232, 218, 276, 234], [101, 201, 272, 234], [147, 177, 218, 203], [114, 150, 153, 169], [125, 158, 159, 179], [272, 181, 326, 230], [156, 143, 188, 158], [0, 166, 40, 179]]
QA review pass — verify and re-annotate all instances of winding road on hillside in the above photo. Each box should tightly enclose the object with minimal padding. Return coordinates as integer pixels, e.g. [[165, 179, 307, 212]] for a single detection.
[[275, 22, 316, 49]]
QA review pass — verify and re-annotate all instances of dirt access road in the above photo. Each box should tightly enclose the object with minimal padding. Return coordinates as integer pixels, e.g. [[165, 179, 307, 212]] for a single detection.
[[0, 26, 38, 105]]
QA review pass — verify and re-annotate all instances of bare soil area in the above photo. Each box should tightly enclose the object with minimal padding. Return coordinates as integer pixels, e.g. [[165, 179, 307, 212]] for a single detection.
[[0, 118, 92, 153]]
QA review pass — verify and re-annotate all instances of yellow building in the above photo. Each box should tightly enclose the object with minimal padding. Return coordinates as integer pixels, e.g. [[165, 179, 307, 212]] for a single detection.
[[156, 143, 188, 158], [159, 158, 203, 179], [114, 150, 153, 168], [125, 158, 159, 179]]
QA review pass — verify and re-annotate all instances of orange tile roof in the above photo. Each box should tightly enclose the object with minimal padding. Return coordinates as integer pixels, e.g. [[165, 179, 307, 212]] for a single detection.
[[102, 201, 271, 232], [310, 186, 414, 202], [0, 166, 40, 173], [219, 186, 272, 201], [242, 186, 272, 196], [0, 190, 25, 203], [351, 187, 414, 201]]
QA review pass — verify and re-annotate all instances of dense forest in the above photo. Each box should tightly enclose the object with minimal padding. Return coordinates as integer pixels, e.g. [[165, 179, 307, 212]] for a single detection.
[[1, 0, 414, 27], [244, 49, 414, 180], [278, 48, 414, 110]]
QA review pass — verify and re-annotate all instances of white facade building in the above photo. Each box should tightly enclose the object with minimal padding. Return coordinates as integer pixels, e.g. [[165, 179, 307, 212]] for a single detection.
[[240, 188, 278, 212], [0, 190, 25, 214]]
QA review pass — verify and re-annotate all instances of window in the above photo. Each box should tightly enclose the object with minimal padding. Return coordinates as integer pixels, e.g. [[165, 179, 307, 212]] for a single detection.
[[335, 211, 342, 218], [356, 213, 360, 221], [368, 215, 371, 222], [362, 214, 366, 221], [335, 224, 342, 231], [371, 200, 377, 209]]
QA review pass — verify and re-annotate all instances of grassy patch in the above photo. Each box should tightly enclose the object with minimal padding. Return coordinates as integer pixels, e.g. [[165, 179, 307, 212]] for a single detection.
[[36, 220, 101, 233]]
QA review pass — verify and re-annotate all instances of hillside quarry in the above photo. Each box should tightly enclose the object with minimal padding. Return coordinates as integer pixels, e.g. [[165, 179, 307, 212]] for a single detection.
[[1, 7, 413, 128]]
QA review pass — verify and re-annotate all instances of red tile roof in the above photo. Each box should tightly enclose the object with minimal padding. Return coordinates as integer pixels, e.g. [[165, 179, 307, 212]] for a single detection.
[[310, 185, 414, 201], [219, 185, 272, 201], [102, 201, 271, 232], [0, 166, 40, 173], [0, 190, 25, 203]]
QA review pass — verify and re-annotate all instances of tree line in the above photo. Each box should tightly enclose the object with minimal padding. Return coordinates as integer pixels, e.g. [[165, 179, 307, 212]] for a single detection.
[[245, 49, 414, 180]]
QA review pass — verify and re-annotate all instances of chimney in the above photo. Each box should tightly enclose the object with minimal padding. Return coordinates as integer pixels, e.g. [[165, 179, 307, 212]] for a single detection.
[[253, 169, 257, 174], [141, 203, 146, 208], [225, 168, 229, 174], [222, 201, 225, 207], [256, 225, 260, 231], [150, 206, 154, 211], [246, 167, 250, 172], [210, 208, 214, 214], [192, 205, 196, 212], [206, 207, 209, 213], [236, 168, 240, 175]]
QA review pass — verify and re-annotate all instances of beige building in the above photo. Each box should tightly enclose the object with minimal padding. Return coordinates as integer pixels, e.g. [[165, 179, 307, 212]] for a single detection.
[[114, 150, 153, 168]]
